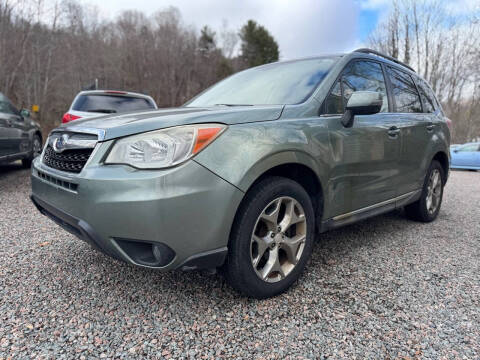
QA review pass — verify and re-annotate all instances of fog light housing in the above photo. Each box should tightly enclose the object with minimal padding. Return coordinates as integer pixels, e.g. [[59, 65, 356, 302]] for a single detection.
[[114, 238, 175, 267]]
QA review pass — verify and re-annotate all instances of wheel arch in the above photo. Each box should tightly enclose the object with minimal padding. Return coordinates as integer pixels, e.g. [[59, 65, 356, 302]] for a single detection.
[[432, 151, 449, 183], [34, 130, 43, 144], [236, 155, 326, 232]]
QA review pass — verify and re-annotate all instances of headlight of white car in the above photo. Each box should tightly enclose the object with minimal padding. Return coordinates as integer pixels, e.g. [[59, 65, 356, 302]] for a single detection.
[[105, 124, 226, 169]]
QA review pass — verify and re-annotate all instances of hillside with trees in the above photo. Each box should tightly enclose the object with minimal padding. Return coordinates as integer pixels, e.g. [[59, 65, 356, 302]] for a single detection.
[[0, 1, 279, 135]]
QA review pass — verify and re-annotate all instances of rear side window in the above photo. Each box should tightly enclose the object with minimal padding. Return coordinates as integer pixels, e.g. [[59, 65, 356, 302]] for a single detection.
[[387, 67, 422, 113], [72, 95, 155, 113], [0, 100, 18, 115], [322, 60, 389, 115]]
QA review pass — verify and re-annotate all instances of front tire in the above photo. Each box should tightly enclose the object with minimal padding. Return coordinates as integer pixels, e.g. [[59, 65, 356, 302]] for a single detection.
[[223, 177, 315, 299], [22, 134, 42, 168], [405, 160, 444, 222]]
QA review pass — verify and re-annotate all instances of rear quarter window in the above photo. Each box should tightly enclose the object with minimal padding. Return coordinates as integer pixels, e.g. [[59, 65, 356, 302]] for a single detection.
[[73, 95, 155, 113]]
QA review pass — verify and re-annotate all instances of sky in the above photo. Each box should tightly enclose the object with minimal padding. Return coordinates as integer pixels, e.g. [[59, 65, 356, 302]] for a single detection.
[[49, 0, 478, 59], [65, 0, 385, 59]]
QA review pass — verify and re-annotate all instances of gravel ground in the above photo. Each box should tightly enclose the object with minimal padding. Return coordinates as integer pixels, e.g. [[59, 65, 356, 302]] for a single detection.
[[0, 163, 479, 359]]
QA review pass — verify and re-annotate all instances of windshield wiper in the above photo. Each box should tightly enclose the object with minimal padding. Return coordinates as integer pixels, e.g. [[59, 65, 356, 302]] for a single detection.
[[87, 109, 117, 114], [214, 104, 254, 107]]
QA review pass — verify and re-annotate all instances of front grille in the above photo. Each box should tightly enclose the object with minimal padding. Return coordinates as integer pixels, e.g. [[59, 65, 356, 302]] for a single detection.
[[43, 145, 93, 173]]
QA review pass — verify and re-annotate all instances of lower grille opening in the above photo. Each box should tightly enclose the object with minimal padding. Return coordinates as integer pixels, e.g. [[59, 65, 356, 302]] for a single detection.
[[114, 238, 176, 267], [36, 169, 78, 192], [43, 145, 93, 173]]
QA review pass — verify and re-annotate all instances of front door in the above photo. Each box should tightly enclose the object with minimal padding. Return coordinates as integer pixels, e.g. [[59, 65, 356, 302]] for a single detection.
[[320, 59, 400, 218]]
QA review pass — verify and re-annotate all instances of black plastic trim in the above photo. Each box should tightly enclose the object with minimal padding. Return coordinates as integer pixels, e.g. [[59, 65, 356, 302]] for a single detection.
[[353, 48, 415, 72], [177, 247, 228, 271]]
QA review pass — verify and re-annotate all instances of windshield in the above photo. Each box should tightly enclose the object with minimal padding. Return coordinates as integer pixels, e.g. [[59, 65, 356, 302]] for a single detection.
[[186, 57, 339, 107], [72, 94, 155, 113]]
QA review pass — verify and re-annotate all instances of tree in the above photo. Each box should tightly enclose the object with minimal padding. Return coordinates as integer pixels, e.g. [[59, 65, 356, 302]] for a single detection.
[[198, 25, 216, 53], [368, 0, 480, 143], [239, 20, 279, 68]]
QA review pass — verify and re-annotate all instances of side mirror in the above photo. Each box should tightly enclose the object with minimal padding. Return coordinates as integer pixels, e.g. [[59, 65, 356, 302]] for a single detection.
[[20, 109, 30, 118], [341, 91, 383, 128]]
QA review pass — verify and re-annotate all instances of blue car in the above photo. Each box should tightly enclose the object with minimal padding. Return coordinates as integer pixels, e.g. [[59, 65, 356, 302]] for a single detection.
[[450, 142, 480, 170]]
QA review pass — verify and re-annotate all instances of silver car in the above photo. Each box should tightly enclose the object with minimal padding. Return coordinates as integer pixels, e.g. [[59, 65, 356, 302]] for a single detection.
[[62, 90, 158, 124]]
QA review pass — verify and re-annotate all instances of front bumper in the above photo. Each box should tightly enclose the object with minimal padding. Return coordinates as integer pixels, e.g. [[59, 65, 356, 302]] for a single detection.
[[31, 155, 244, 270]]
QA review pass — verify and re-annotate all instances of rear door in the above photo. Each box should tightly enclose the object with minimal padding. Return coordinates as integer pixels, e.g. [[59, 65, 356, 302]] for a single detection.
[[385, 66, 429, 196], [0, 97, 26, 157], [321, 60, 400, 216]]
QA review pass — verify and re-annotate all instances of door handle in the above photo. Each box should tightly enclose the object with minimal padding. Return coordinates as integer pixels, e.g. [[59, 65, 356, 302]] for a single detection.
[[426, 123, 435, 131], [6, 119, 13, 127], [387, 126, 400, 137]]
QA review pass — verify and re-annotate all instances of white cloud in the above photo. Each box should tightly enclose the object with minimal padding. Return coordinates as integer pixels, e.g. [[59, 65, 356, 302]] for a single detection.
[[76, 0, 362, 59]]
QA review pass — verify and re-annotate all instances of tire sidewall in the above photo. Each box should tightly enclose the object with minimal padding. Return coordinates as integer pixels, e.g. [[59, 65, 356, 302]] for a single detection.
[[230, 178, 315, 297], [419, 160, 444, 221]]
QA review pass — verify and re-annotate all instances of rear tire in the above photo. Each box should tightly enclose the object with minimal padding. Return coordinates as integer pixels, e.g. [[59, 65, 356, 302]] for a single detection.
[[223, 177, 315, 299], [405, 160, 444, 222]]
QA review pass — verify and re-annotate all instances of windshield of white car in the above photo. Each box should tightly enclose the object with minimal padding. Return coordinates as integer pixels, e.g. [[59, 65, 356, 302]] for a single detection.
[[185, 57, 339, 107]]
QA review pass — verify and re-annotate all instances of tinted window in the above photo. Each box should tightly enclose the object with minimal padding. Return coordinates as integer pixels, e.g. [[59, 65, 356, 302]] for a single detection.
[[0, 100, 18, 115], [322, 60, 389, 114], [457, 144, 480, 152], [73, 95, 155, 113], [186, 57, 338, 106], [416, 78, 436, 113], [324, 81, 343, 114], [387, 67, 422, 113]]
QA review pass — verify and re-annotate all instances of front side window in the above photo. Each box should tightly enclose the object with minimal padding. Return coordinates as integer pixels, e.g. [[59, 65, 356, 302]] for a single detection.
[[324, 81, 343, 114], [387, 67, 422, 113], [322, 60, 389, 115], [186, 57, 339, 106]]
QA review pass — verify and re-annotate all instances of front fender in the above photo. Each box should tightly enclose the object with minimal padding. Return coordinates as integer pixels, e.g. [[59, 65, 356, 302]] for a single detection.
[[194, 122, 330, 192]]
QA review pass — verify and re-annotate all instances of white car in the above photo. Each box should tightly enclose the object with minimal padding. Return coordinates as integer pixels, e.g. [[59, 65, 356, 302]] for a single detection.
[[62, 90, 158, 124]]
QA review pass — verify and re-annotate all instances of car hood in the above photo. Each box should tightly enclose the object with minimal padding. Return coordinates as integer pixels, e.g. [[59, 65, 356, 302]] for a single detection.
[[58, 105, 284, 141]]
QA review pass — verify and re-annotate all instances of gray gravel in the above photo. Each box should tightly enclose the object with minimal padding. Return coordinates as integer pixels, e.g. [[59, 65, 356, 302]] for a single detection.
[[0, 162, 479, 359]]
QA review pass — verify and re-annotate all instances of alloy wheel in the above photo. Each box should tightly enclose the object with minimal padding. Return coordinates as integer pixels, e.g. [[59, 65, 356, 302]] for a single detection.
[[426, 169, 442, 214], [33, 137, 42, 157], [250, 196, 307, 283]]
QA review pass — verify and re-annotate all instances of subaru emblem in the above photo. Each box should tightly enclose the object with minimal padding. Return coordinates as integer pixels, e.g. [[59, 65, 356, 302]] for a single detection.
[[53, 134, 69, 153]]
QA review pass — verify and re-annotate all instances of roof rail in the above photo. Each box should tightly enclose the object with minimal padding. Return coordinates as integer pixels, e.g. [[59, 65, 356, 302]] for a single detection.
[[353, 48, 415, 72]]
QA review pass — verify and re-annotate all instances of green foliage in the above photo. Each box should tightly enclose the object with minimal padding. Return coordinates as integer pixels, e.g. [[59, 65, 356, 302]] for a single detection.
[[199, 25, 216, 53], [239, 20, 279, 68], [216, 56, 234, 79]]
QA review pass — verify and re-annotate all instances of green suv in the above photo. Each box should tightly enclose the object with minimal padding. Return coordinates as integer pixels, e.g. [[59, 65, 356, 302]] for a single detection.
[[31, 49, 450, 298]]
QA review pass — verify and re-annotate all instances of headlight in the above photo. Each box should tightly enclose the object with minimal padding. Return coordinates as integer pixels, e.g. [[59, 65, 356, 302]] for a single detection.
[[105, 124, 226, 169]]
